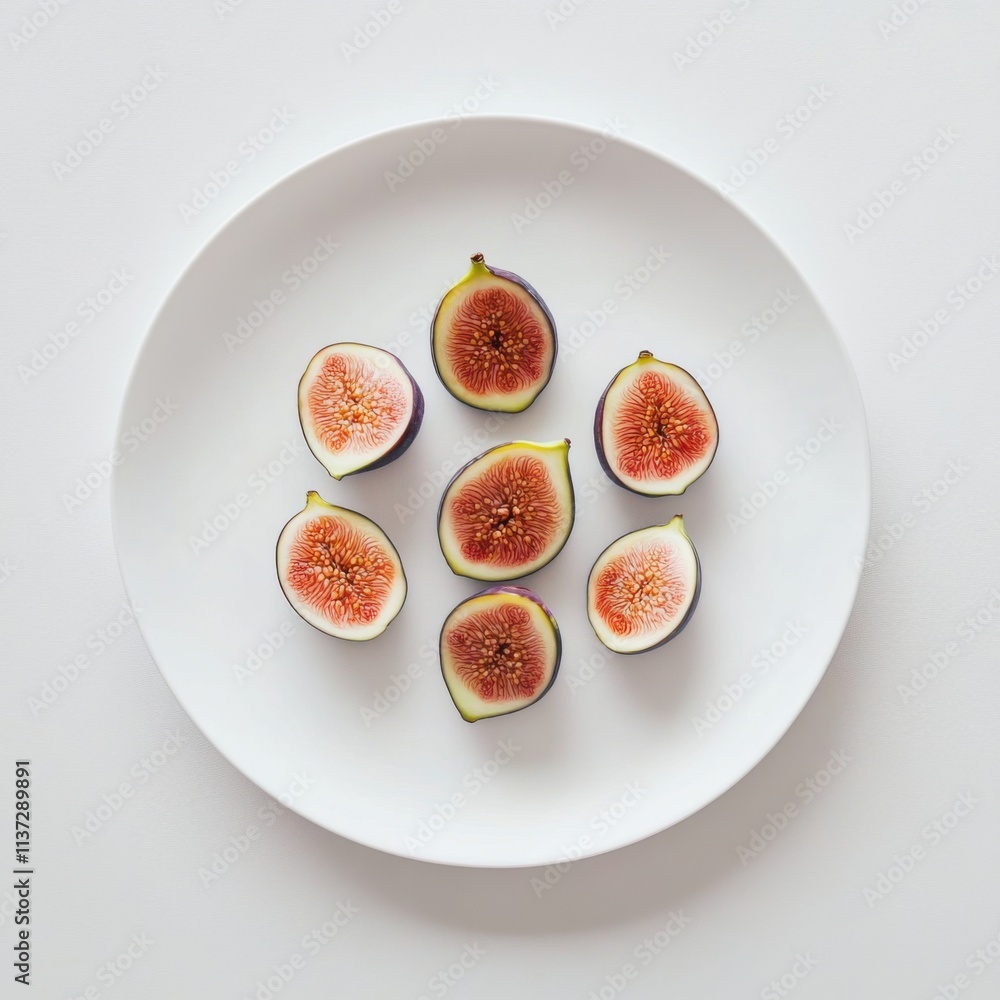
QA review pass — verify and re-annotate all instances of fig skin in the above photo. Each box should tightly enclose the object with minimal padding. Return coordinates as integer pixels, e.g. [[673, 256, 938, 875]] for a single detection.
[[275, 491, 407, 641], [594, 351, 719, 497], [430, 253, 558, 413], [586, 516, 701, 655], [440, 585, 562, 722], [436, 439, 575, 582], [297, 342, 424, 480]]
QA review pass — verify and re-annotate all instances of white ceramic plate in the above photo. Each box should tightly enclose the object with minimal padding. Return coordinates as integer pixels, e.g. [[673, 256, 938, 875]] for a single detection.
[[112, 116, 870, 868]]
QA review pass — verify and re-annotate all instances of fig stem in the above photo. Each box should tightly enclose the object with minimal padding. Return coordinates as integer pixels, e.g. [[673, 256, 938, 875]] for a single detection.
[[471, 252, 485, 263], [638, 350, 653, 359]]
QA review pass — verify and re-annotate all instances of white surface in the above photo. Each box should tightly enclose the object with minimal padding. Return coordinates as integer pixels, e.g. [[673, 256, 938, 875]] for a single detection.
[[3, 1, 998, 995], [112, 115, 869, 866]]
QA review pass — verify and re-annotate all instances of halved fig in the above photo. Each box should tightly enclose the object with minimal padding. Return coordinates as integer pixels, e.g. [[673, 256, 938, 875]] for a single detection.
[[431, 254, 557, 412], [438, 440, 574, 581], [440, 585, 561, 721], [587, 516, 700, 654], [595, 351, 718, 496], [298, 342, 424, 480], [276, 492, 406, 640]]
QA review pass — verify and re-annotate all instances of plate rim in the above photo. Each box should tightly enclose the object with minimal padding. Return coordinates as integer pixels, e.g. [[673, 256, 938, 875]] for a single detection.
[[111, 112, 872, 868]]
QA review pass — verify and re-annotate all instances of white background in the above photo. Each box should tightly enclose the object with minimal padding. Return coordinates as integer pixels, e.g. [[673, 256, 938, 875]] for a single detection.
[[3, 1, 999, 997]]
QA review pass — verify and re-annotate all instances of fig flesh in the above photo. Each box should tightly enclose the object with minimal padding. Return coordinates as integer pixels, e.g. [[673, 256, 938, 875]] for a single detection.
[[587, 516, 700, 654], [298, 342, 424, 480], [595, 351, 718, 496], [431, 254, 557, 412], [276, 492, 406, 640], [440, 585, 561, 721], [437, 439, 574, 581]]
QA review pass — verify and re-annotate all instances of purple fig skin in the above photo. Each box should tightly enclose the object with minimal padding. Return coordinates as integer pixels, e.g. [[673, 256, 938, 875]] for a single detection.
[[593, 355, 718, 497], [440, 584, 562, 722], [297, 343, 424, 479], [593, 386, 619, 488], [430, 254, 558, 413]]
